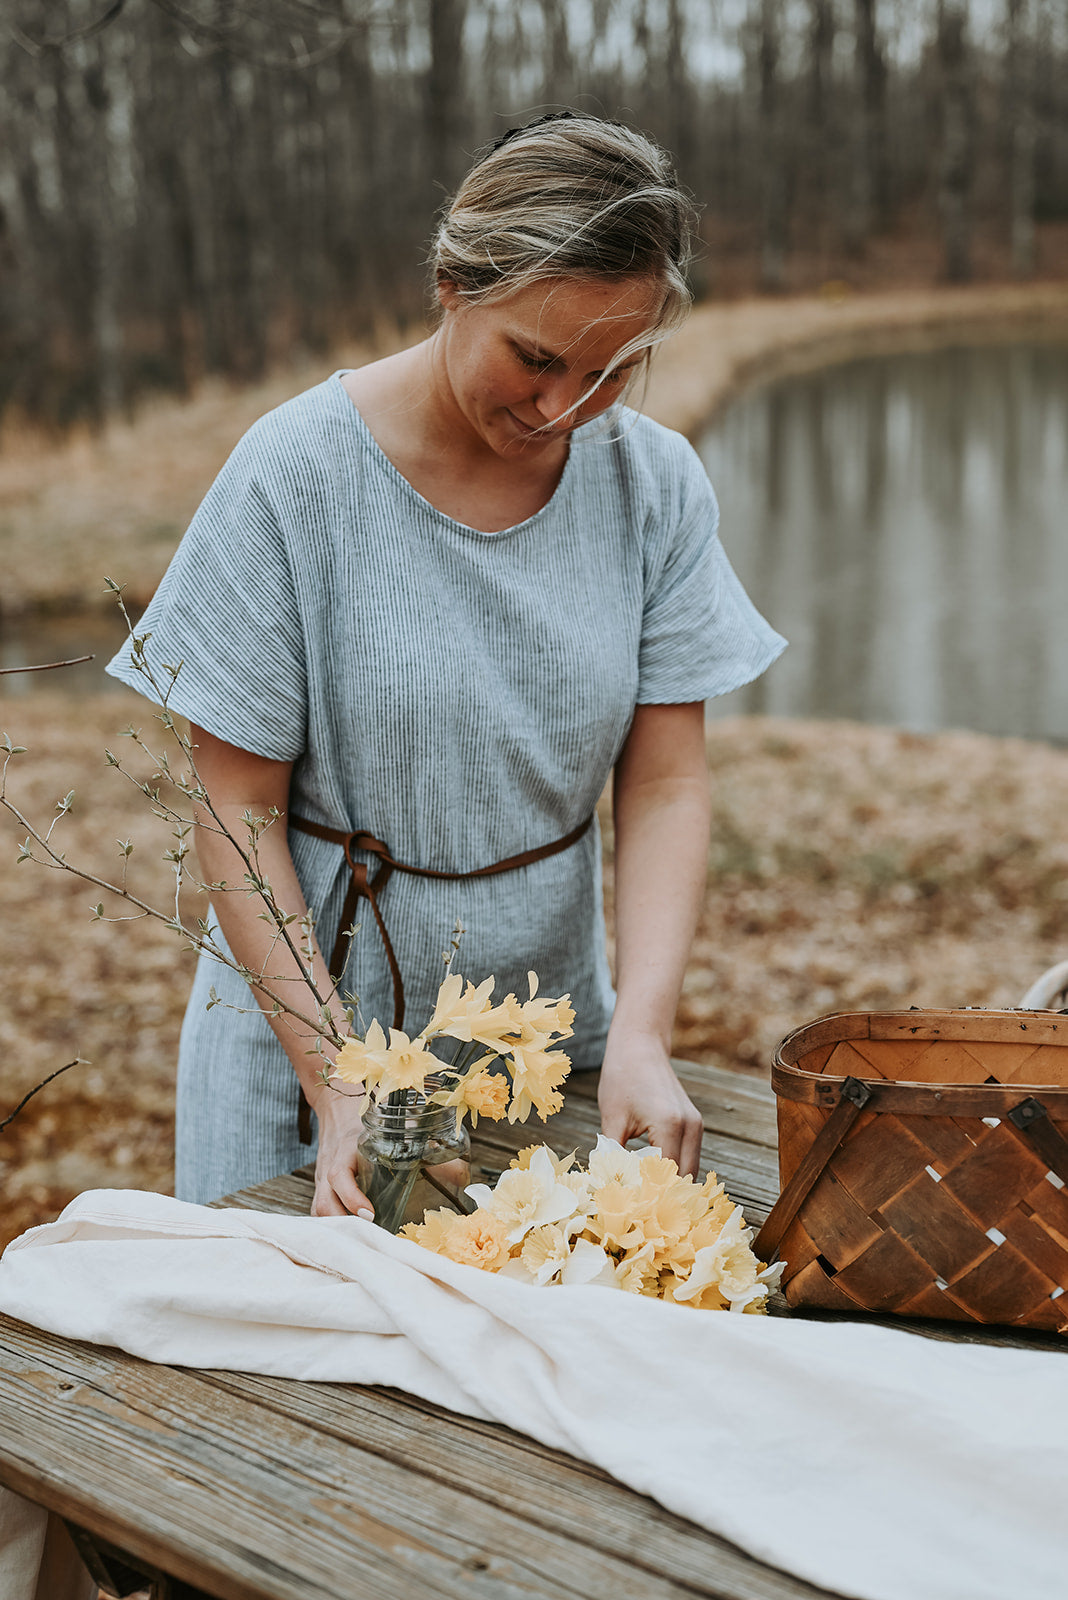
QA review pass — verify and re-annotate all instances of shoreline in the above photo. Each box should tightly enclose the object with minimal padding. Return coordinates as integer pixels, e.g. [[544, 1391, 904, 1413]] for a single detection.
[[645, 280, 1068, 435], [2, 280, 1067, 617]]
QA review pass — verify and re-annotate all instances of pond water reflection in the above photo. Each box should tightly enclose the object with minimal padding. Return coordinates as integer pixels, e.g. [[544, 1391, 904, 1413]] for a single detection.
[[698, 342, 1068, 743]]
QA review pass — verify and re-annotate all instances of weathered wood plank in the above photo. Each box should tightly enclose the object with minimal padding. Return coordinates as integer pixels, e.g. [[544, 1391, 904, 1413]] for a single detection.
[[217, 1172, 314, 1217], [0, 1317, 728, 1600], [196, 1371, 836, 1600]]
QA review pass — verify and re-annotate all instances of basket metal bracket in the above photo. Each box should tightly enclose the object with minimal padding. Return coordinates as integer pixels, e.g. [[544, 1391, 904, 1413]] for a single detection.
[[1007, 1095, 1068, 1190]]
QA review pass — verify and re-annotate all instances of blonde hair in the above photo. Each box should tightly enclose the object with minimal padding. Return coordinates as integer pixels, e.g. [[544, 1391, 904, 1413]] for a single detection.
[[430, 114, 697, 394]]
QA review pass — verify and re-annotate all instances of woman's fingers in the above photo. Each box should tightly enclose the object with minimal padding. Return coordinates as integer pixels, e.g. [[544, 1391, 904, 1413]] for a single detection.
[[598, 1036, 705, 1177], [677, 1109, 705, 1180], [312, 1165, 374, 1219], [311, 1090, 373, 1218]]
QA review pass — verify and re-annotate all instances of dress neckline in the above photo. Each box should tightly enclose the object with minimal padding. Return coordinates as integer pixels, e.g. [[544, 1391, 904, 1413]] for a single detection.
[[330, 370, 585, 539]]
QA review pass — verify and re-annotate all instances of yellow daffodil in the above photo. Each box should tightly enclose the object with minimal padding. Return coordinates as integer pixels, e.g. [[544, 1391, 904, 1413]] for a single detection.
[[376, 1028, 443, 1096], [331, 1018, 390, 1090], [517, 1221, 574, 1285], [670, 1206, 766, 1311], [505, 1043, 570, 1123], [509, 1146, 577, 1175], [429, 1060, 510, 1127], [465, 1145, 578, 1244], [584, 1178, 647, 1253], [515, 972, 576, 1040], [421, 973, 498, 1042], [399, 1207, 463, 1253], [436, 1211, 513, 1271], [612, 1241, 661, 1296]]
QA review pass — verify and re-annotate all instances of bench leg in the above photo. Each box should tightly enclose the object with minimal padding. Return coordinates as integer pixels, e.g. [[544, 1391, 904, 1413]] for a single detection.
[[62, 1525, 219, 1600]]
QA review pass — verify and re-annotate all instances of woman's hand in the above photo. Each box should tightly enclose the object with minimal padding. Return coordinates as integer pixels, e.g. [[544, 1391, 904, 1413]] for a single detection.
[[310, 1085, 374, 1218], [604, 701, 711, 1179], [598, 1031, 704, 1177]]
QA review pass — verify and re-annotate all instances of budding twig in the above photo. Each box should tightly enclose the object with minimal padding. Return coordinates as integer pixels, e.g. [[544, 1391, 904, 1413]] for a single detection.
[[0, 1060, 87, 1133]]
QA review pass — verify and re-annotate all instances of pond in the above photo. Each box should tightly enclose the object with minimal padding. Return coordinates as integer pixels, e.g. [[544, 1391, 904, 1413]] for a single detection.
[[698, 341, 1068, 744]]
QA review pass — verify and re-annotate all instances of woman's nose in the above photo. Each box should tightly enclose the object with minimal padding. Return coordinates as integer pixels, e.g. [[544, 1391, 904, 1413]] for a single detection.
[[532, 372, 586, 427]]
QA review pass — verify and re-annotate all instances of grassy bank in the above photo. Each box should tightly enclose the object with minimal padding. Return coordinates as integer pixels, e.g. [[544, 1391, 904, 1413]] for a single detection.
[[2, 694, 1066, 1250]]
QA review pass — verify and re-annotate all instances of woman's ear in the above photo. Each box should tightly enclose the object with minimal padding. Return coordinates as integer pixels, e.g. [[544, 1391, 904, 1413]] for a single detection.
[[436, 274, 462, 312]]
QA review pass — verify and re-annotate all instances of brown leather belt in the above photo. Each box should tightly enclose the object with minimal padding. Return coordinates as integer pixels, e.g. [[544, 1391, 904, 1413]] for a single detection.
[[287, 812, 595, 1143]]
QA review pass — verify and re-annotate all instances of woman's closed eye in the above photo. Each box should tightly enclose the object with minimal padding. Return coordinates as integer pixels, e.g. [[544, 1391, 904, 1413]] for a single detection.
[[514, 345, 634, 387], [514, 345, 551, 372]]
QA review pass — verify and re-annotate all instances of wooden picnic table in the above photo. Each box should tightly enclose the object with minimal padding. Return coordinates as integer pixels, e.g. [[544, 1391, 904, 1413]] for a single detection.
[[0, 1060, 1063, 1600]]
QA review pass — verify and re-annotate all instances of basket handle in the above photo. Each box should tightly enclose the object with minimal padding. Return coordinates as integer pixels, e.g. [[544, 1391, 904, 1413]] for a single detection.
[[753, 1076, 874, 1264]]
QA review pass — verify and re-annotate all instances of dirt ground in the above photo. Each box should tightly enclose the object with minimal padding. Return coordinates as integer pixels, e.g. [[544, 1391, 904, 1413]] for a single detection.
[[2, 693, 1066, 1252], [3, 281, 1068, 1249]]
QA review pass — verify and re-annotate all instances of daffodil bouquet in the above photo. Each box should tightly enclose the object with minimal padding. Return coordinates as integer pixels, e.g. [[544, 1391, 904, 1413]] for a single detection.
[[328, 971, 574, 1232], [402, 1137, 784, 1313], [331, 970, 574, 1124]]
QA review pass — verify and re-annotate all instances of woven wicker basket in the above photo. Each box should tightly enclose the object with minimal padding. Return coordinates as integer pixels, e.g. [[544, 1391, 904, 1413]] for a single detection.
[[753, 1009, 1068, 1333]]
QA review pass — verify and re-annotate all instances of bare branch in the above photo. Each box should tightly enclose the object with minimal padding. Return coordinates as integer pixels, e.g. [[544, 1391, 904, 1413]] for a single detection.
[[9, 0, 128, 55], [1, 1061, 87, 1134], [0, 656, 94, 675]]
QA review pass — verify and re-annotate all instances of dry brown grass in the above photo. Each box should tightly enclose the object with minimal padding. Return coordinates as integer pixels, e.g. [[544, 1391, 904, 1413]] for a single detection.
[[3, 695, 1067, 1252]]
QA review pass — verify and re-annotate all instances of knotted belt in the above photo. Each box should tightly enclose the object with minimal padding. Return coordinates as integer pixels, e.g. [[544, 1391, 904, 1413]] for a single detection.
[[287, 812, 595, 1143]]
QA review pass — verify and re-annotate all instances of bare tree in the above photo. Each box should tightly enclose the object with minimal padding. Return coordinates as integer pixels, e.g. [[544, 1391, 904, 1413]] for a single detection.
[[805, 0, 836, 245], [846, 0, 888, 254], [1005, 0, 1036, 277], [757, 0, 789, 291], [936, 0, 975, 283], [426, 0, 468, 198]]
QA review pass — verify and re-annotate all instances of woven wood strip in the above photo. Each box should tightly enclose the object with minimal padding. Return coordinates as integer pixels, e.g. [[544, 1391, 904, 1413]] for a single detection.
[[772, 1011, 1068, 1334]]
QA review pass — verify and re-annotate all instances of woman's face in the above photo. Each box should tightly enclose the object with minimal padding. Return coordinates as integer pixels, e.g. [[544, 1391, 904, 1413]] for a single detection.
[[433, 274, 663, 460]]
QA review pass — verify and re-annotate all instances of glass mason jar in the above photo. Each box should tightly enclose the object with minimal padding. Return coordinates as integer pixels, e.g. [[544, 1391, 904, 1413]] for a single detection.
[[356, 1077, 472, 1235]]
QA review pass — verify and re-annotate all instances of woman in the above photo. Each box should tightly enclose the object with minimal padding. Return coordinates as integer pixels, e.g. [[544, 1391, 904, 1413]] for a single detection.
[[108, 113, 784, 1216]]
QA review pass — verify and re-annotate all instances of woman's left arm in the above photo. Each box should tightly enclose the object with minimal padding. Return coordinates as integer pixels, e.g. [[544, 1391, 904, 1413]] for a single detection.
[[598, 701, 710, 1176]]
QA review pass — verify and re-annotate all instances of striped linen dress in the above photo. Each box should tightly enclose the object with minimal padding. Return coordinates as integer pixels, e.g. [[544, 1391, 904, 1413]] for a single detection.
[[107, 373, 785, 1202]]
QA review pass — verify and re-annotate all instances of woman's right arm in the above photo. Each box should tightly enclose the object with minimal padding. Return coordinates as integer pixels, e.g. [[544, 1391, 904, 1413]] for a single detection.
[[189, 724, 373, 1218]]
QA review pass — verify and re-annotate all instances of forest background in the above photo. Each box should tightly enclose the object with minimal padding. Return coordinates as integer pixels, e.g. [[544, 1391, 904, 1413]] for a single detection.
[[2, 0, 1068, 1247]]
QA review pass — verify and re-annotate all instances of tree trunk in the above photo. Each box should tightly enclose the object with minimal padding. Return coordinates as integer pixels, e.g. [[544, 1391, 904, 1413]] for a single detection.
[[758, 0, 788, 291], [845, 0, 888, 254], [426, 0, 466, 197], [937, 0, 974, 283], [1005, 0, 1036, 277], [806, 0, 835, 242]]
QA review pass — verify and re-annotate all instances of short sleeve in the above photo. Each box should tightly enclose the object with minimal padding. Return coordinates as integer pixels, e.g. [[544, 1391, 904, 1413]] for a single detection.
[[105, 430, 307, 761], [636, 439, 786, 704]]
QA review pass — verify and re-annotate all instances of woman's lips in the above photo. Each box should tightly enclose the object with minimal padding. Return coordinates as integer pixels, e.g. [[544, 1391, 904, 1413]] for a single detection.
[[508, 410, 565, 439]]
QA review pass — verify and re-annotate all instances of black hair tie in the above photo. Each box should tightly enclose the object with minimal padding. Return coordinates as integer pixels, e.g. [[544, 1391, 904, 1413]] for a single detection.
[[489, 109, 579, 153]]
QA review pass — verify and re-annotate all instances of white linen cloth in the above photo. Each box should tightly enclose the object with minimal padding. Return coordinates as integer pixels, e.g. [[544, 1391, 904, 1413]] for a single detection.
[[1, 1189, 1065, 1600]]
